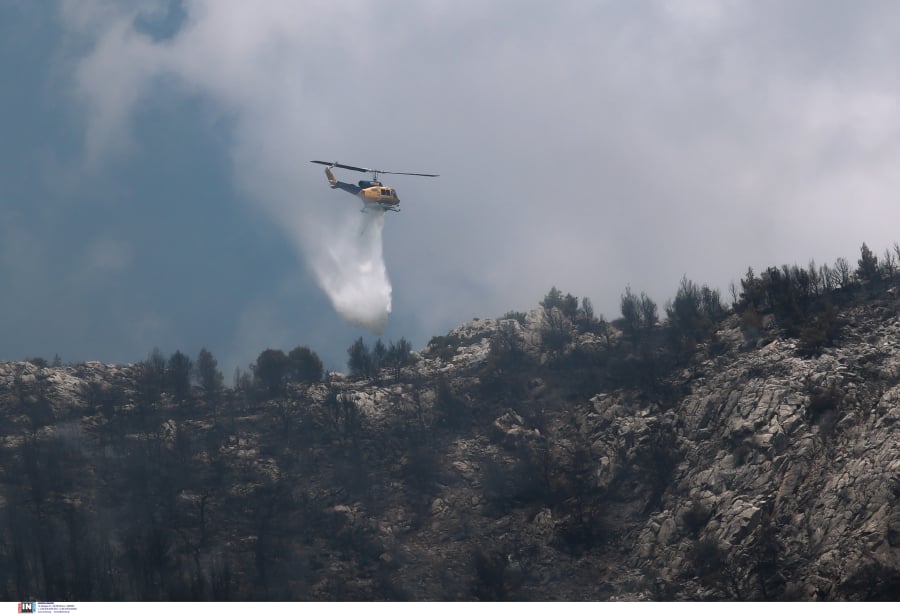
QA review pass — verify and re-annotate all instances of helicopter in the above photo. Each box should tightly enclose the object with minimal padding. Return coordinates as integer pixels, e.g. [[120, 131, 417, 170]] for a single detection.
[[310, 160, 438, 212]]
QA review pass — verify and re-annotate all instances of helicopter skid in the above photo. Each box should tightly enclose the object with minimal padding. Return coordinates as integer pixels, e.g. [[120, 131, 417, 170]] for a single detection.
[[361, 204, 400, 213]]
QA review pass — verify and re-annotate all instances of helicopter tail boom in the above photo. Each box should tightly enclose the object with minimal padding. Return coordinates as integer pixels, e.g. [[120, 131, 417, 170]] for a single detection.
[[323, 166, 362, 195]]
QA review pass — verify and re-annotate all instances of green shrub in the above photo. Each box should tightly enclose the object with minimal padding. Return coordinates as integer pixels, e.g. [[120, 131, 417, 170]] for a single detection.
[[253, 348, 290, 396], [804, 384, 844, 438], [347, 337, 374, 377], [740, 307, 763, 345], [288, 345, 323, 382], [427, 333, 463, 362], [798, 303, 841, 356], [690, 537, 725, 578], [501, 311, 527, 326], [681, 501, 712, 537], [195, 348, 224, 393]]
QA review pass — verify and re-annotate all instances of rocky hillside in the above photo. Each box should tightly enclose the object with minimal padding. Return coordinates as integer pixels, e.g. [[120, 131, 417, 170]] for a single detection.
[[0, 283, 898, 600]]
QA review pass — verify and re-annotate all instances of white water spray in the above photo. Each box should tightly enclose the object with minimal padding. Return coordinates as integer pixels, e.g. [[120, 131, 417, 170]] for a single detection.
[[307, 209, 392, 334]]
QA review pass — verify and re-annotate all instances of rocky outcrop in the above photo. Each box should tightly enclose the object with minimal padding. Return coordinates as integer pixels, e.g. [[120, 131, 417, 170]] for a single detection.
[[582, 301, 900, 599], [395, 294, 900, 599], [0, 289, 898, 600], [0, 360, 140, 420]]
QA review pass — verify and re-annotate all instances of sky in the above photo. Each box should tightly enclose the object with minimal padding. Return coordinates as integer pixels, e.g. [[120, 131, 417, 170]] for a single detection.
[[3, 0, 900, 375]]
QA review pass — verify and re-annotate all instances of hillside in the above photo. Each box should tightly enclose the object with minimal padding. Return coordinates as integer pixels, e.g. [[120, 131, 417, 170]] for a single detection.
[[1, 280, 899, 600]]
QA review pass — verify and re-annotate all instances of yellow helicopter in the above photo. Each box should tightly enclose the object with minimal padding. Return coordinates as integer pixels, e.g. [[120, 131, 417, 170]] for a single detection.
[[310, 160, 439, 212]]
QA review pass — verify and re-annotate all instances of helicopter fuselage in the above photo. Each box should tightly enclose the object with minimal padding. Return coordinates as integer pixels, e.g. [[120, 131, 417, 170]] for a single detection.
[[325, 166, 400, 211], [357, 180, 400, 209]]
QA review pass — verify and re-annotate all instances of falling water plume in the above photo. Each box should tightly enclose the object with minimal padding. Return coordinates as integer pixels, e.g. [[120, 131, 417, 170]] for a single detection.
[[309, 210, 392, 334]]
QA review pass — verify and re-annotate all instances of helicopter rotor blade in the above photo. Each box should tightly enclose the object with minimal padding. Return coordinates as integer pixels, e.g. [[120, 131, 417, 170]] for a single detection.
[[378, 170, 440, 177], [310, 160, 438, 177], [310, 160, 373, 174]]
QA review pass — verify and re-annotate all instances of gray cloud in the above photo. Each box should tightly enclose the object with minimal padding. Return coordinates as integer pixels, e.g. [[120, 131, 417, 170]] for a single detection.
[[21, 0, 900, 368]]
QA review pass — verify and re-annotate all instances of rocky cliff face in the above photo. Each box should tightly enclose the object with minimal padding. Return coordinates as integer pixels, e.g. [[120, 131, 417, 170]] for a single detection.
[[0, 286, 898, 600], [599, 294, 900, 599]]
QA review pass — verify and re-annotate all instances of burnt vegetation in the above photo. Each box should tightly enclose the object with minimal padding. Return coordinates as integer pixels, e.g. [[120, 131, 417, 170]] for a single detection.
[[1, 242, 899, 600]]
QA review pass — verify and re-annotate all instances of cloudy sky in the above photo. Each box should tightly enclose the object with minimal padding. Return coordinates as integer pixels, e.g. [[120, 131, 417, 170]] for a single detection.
[[3, 0, 900, 374]]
